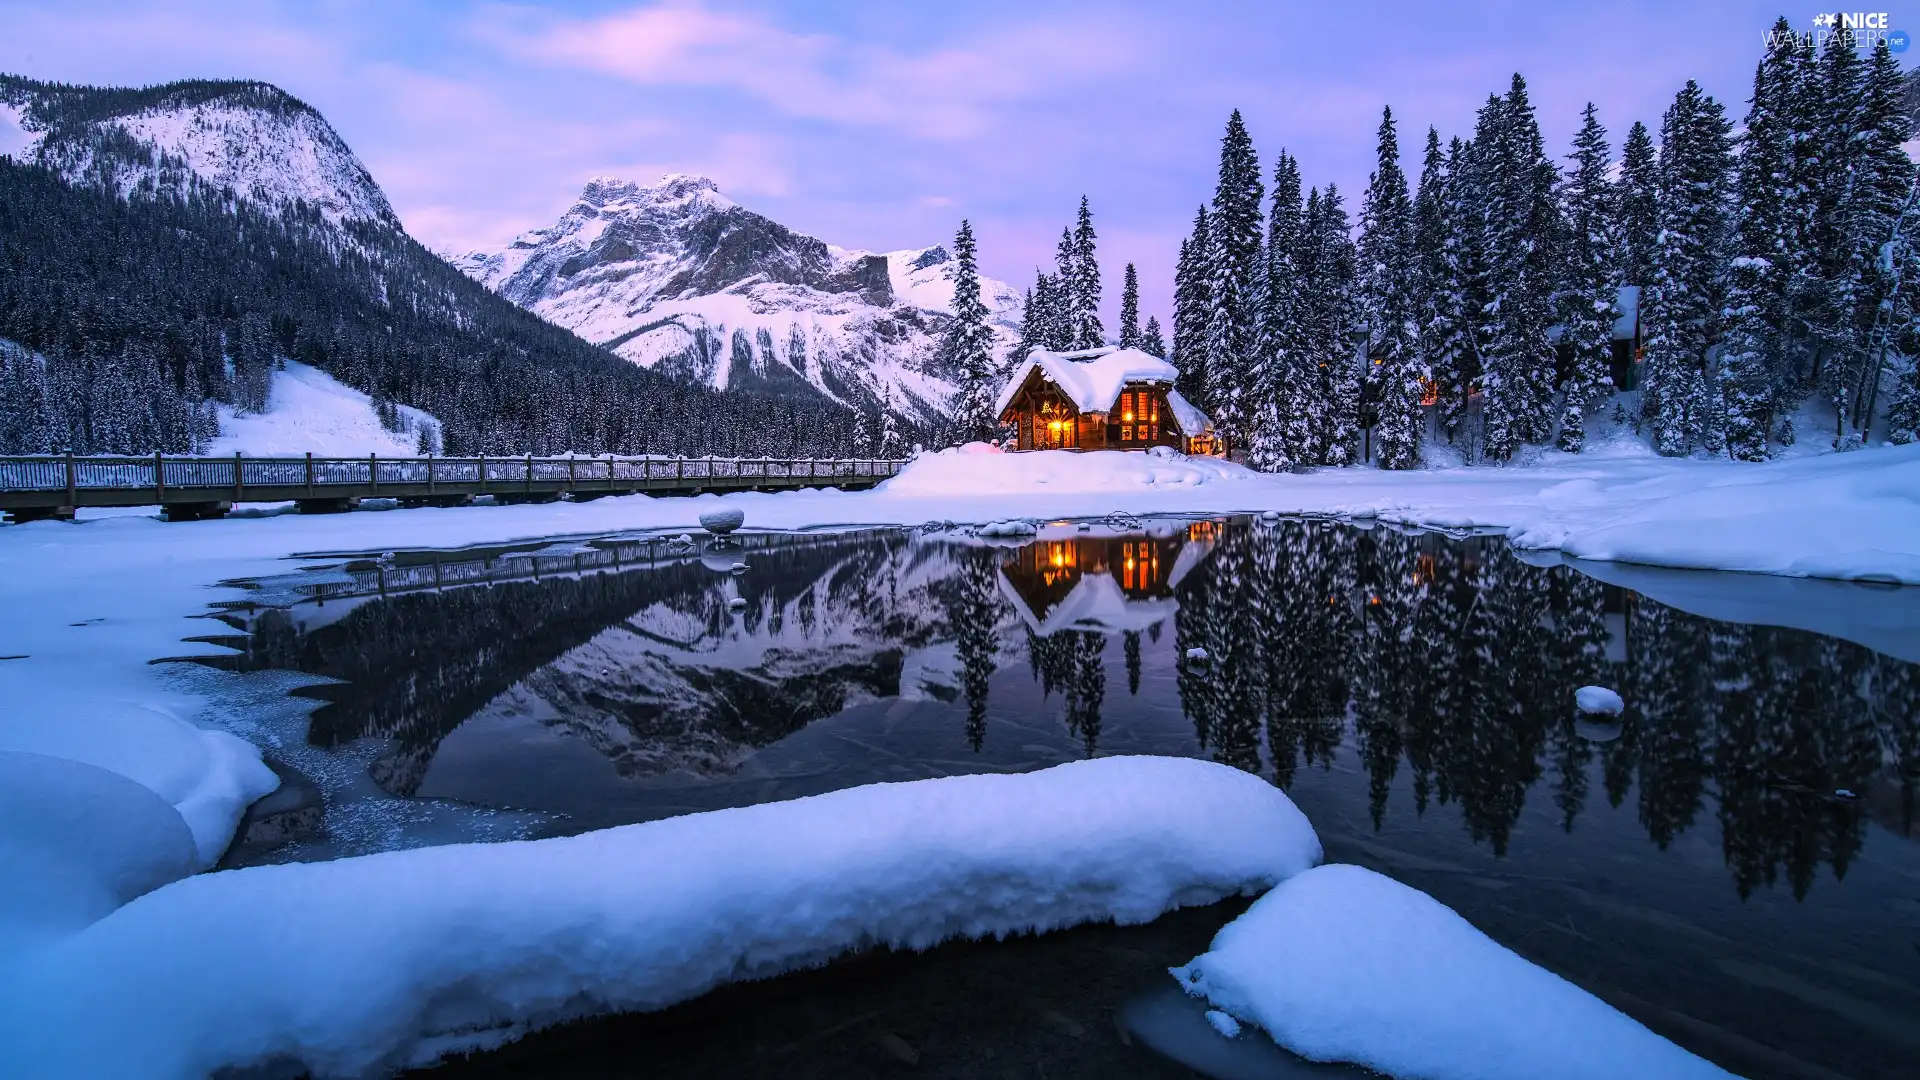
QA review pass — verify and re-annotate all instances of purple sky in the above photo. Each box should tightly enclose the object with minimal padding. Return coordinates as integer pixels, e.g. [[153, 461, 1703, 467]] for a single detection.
[[0, 2, 1894, 326]]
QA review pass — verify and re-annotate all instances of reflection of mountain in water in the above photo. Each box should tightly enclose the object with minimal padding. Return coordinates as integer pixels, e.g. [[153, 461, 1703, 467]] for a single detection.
[[220, 517, 1920, 901]]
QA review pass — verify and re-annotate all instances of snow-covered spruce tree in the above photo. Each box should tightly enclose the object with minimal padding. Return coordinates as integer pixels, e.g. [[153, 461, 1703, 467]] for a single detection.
[[1840, 39, 1915, 431], [1070, 196, 1104, 349], [1141, 315, 1167, 359], [1318, 184, 1363, 464], [1617, 120, 1660, 293], [1431, 135, 1486, 444], [1474, 76, 1561, 460], [944, 219, 999, 444], [1205, 109, 1265, 447], [1807, 28, 1866, 432], [1778, 30, 1825, 408], [1282, 188, 1331, 463], [1555, 102, 1621, 453], [1250, 149, 1304, 470], [1411, 128, 1449, 422], [1641, 80, 1734, 456], [1719, 26, 1801, 461], [1358, 106, 1424, 469], [1173, 206, 1211, 406], [1119, 262, 1141, 348]]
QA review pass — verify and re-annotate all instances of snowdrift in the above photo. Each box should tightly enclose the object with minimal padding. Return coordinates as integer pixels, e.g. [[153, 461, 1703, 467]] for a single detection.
[[1172, 864, 1737, 1080], [881, 444, 1254, 498], [207, 361, 438, 457], [0, 756, 1321, 1079]]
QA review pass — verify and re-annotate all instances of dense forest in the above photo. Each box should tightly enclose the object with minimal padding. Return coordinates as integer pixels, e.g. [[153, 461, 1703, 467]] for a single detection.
[[0, 151, 884, 457], [942, 22, 1920, 464]]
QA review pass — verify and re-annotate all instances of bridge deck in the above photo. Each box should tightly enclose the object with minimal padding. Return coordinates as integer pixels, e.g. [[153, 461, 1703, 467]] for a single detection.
[[0, 454, 905, 521]]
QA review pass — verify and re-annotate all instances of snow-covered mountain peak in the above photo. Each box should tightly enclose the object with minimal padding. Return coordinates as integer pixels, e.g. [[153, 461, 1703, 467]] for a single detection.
[[0, 75, 398, 229], [454, 173, 1021, 425]]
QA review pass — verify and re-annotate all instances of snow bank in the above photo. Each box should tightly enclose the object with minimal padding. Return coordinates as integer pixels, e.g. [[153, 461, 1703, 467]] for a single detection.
[[1171, 864, 1736, 1080], [0, 752, 198, 956], [207, 361, 438, 457], [1506, 442, 1920, 584], [1, 756, 1321, 1079], [883, 445, 1254, 498]]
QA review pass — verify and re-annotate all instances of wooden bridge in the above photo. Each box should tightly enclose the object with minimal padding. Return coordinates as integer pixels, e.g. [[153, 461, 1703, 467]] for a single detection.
[[0, 453, 906, 522]]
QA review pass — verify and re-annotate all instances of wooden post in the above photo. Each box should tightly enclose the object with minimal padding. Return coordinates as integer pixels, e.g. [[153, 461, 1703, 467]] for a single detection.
[[369, 454, 377, 497], [478, 453, 487, 494], [676, 458, 684, 485], [525, 453, 533, 495], [65, 452, 75, 507], [567, 455, 576, 493], [427, 453, 435, 495], [234, 452, 244, 504], [305, 452, 315, 496], [154, 451, 165, 503]]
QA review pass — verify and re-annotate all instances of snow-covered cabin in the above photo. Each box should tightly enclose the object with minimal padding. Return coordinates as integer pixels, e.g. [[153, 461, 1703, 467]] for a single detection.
[[995, 523, 1217, 635], [994, 347, 1220, 454]]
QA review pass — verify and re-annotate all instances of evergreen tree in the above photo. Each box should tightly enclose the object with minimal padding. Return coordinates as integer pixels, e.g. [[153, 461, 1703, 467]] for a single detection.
[[1250, 150, 1304, 471], [1641, 80, 1734, 456], [1140, 315, 1167, 359], [1358, 106, 1423, 469], [1205, 109, 1265, 446], [1475, 76, 1561, 460], [1721, 26, 1801, 460], [1430, 136, 1485, 444], [1617, 120, 1661, 290], [1118, 262, 1141, 348], [1069, 196, 1104, 349], [1172, 207, 1211, 404], [1839, 39, 1915, 432], [1556, 103, 1621, 452], [1807, 27, 1867, 432], [943, 219, 999, 443], [1290, 185, 1360, 465]]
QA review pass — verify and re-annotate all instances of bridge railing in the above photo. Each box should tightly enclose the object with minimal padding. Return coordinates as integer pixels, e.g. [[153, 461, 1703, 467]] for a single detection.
[[0, 454, 908, 496]]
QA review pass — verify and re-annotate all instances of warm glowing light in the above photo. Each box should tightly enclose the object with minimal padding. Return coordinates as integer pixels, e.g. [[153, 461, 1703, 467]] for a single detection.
[[1369, 596, 1381, 605], [1124, 412, 1134, 422]]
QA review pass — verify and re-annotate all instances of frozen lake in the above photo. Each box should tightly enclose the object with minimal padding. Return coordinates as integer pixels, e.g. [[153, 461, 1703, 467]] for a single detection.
[[192, 516, 1920, 1079]]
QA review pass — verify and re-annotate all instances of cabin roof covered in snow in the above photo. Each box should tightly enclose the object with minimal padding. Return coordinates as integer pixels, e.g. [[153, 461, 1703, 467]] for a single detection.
[[994, 347, 1209, 431]]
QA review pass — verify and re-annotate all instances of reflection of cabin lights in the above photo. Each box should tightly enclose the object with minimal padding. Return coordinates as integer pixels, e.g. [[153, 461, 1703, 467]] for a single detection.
[[1369, 596, 1381, 605], [1051, 552, 1064, 567]]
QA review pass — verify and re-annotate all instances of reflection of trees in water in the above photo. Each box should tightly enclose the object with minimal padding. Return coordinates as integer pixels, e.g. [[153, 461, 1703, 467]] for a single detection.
[[1025, 628, 1107, 757], [940, 547, 1005, 753], [1171, 518, 1920, 898]]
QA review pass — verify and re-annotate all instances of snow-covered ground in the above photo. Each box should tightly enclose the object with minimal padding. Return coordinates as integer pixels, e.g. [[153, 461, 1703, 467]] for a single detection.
[[0, 757, 1319, 1078], [1172, 864, 1736, 1079], [207, 361, 438, 456]]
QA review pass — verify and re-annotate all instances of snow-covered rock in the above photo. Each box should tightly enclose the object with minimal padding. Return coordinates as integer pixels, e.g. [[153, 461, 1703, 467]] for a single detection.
[[1, 757, 1322, 1079], [1574, 685, 1625, 716], [0, 77, 398, 229], [1185, 647, 1211, 663], [976, 519, 1039, 538], [1171, 864, 1735, 1080], [698, 506, 746, 535], [452, 175, 1021, 424]]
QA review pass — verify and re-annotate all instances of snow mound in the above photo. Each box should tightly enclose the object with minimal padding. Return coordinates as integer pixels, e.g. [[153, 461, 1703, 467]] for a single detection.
[[1, 757, 1320, 1079], [1574, 685, 1625, 715], [977, 519, 1038, 538], [882, 446, 1255, 499], [1171, 864, 1736, 1080], [698, 506, 745, 534], [0, 752, 198, 958], [206, 361, 438, 457]]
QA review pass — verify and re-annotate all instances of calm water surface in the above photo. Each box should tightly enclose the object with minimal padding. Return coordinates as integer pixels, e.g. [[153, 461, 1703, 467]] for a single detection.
[[201, 517, 1920, 1080]]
